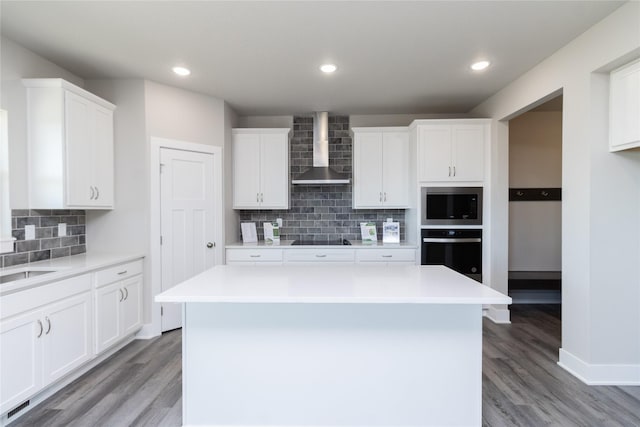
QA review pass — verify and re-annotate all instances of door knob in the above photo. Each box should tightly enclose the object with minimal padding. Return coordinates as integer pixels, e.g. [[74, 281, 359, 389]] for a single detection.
[[207, 242, 214, 248]]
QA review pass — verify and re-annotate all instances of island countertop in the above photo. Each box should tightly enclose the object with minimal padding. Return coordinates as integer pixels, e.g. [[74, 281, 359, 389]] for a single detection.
[[155, 264, 511, 305]]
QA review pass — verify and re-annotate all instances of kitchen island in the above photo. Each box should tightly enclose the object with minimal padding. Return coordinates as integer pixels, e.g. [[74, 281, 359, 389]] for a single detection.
[[156, 264, 511, 427]]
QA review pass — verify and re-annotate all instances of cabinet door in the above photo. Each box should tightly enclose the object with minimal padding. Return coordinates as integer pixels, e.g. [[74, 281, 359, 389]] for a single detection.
[[259, 133, 289, 209], [452, 125, 484, 182], [610, 59, 640, 151], [233, 133, 262, 208], [95, 282, 122, 354], [121, 275, 143, 337], [353, 131, 383, 208], [0, 311, 43, 413], [382, 131, 409, 207], [65, 91, 95, 206], [91, 105, 114, 207], [419, 125, 452, 182], [42, 292, 92, 385]]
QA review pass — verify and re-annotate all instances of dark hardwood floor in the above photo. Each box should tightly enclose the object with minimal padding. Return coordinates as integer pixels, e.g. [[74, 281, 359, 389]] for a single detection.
[[9, 305, 640, 427]]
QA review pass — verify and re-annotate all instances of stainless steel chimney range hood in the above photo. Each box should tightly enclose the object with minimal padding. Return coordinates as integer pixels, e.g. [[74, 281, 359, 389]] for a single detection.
[[291, 112, 350, 185]]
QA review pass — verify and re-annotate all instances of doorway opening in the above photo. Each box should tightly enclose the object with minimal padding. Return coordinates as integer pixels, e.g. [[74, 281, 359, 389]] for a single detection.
[[507, 95, 563, 306]]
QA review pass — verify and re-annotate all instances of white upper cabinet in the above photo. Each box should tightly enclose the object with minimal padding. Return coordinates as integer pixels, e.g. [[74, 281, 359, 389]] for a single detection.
[[232, 128, 290, 210], [416, 120, 488, 183], [352, 127, 409, 208], [609, 58, 640, 152], [23, 79, 115, 209]]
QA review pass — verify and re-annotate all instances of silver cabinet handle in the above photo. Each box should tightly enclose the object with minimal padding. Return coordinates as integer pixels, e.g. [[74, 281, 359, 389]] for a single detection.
[[207, 242, 214, 248], [257, 193, 260, 202], [379, 192, 382, 202], [382, 255, 393, 258], [95, 186, 100, 200], [37, 320, 43, 338], [453, 166, 456, 177], [448, 166, 451, 177], [45, 317, 51, 335], [249, 254, 261, 258], [118, 270, 127, 275], [384, 192, 387, 202], [423, 238, 482, 243], [260, 193, 264, 203], [119, 288, 124, 302], [315, 254, 327, 258], [90, 186, 95, 200], [124, 287, 129, 301]]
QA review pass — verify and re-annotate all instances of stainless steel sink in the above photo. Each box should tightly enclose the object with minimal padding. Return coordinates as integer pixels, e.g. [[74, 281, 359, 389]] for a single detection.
[[0, 269, 59, 284]]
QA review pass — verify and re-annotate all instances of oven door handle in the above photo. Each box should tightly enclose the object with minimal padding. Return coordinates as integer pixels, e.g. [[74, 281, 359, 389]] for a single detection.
[[422, 238, 482, 243]]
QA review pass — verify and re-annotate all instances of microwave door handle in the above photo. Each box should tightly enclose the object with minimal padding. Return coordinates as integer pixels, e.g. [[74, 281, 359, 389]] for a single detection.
[[422, 238, 482, 243]]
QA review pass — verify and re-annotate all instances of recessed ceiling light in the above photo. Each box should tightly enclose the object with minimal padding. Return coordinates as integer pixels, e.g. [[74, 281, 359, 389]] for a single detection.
[[470, 60, 490, 71], [172, 66, 191, 76], [320, 64, 337, 73]]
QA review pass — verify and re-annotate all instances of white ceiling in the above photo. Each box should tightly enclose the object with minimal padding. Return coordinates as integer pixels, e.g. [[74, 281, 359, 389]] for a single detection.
[[0, 1, 625, 116]]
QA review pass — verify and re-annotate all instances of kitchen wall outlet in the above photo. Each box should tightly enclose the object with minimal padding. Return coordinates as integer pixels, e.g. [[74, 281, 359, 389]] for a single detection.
[[25, 224, 36, 240], [58, 223, 67, 237], [276, 218, 283, 227]]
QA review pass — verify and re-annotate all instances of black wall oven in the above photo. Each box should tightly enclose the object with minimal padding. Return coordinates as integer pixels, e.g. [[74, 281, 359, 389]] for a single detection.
[[421, 187, 483, 226], [421, 229, 482, 282]]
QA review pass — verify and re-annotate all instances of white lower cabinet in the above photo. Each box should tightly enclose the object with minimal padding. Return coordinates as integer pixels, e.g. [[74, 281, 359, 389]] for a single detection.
[[284, 249, 356, 264], [95, 262, 143, 354], [356, 248, 417, 265], [0, 275, 92, 414], [1, 257, 144, 417], [226, 247, 416, 266], [226, 248, 283, 265]]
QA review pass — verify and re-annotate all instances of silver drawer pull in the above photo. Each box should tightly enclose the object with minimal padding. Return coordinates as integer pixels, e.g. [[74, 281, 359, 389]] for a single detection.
[[250, 255, 261, 258], [315, 254, 327, 258], [382, 255, 393, 258], [118, 270, 128, 275], [119, 289, 124, 302], [422, 238, 482, 243], [124, 287, 129, 301], [45, 317, 51, 335]]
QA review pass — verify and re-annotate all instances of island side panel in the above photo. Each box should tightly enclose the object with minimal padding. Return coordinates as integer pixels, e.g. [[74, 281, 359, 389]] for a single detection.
[[184, 302, 482, 427]]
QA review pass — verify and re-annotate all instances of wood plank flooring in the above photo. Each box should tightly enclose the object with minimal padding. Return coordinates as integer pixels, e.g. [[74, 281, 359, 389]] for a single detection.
[[9, 305, 640, 427]]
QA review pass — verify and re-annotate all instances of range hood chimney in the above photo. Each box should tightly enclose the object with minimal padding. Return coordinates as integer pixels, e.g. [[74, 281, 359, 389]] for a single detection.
[[291, 112, 350, 185]]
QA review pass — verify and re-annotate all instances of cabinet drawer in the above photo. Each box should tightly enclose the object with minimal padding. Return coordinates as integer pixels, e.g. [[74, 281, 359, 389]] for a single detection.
[[94, 259, 143, 288], [1, 274, 91, 320], [356, 249, 416, 263], [285, 249, 355, 263], [226, 249, 283, 263]]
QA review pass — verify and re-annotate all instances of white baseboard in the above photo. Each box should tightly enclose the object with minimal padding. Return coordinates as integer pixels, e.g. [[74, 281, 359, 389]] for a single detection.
[[558, 348, 640, 385], [484, 305, 511, 324], [135, 322, 160, 340], [509, 290, 561, 304]]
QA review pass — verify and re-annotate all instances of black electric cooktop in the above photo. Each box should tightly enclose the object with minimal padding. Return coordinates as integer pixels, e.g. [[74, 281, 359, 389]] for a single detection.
[[291, 239, 352, 246]]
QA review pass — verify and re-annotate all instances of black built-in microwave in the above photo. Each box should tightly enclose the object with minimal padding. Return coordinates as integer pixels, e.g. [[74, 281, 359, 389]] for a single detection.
[[421, 187, 483, 226]]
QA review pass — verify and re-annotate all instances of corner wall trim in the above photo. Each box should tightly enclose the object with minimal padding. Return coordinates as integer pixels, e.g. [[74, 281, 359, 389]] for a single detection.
[[485, 306, 511, 324], [135, 323, 160, 340], [558, 348, 640, 385]]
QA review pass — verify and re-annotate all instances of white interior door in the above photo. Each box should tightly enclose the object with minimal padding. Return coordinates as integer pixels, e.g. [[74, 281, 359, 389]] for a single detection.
[[160, 148, 216, 332]]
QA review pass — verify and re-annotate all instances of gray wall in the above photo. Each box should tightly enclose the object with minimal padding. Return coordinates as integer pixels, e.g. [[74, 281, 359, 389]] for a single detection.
[[508, 111, 562, 271], [238, 116, 406, 242], [470, 2, 639, 374], [0, 36, 84, 209]]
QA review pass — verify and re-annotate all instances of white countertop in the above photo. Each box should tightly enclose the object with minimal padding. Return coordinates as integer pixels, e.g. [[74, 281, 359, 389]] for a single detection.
[[156, 264, 511, 305], [226, 240, 418, 249], [0, 252, 144, 295]]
